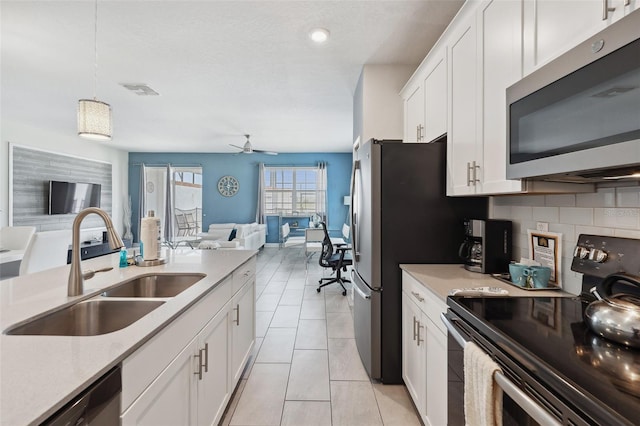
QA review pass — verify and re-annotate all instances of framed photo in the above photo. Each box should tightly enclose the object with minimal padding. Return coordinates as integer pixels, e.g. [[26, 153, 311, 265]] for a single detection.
[[527, 229, 562, 288]]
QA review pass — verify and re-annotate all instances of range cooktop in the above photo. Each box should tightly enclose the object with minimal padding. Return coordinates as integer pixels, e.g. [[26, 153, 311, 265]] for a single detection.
[[450, 295, 639, 425]]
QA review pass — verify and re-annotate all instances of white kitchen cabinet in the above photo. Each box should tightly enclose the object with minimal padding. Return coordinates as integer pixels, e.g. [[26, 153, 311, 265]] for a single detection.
[[230, 276, 255, 385], [197, 307, 232, 426], [402, 292, 426, 417], [423, 49, 447, 144], [478, 0, 524, 194], [404, 83, 425, 143], [402, 272, 448, 426], [523, 0, 627, 75], [447, 12, 480, 196], [121, 258, 256, 426], [121, 338, 199, 425]]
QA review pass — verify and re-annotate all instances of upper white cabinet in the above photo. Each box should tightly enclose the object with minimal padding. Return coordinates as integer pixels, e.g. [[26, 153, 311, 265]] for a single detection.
[[404, 83, 424, 143], [447, 14, 480, 196], [522, 0, 633, 75], [423, 49, 448, 144]]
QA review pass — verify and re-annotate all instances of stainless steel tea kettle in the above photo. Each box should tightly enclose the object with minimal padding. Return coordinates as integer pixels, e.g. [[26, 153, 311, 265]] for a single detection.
[[585, 274, 640, 349]]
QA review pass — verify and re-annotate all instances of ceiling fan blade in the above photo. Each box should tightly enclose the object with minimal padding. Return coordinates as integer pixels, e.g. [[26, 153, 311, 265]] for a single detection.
[[229, 144, 244, 150], [253, 149, 278, 155]]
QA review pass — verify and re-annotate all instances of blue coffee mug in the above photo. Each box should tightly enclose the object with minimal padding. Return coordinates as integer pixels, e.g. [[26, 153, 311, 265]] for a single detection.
[[529, 266, 552, 288], [508, 263, 527, 286]]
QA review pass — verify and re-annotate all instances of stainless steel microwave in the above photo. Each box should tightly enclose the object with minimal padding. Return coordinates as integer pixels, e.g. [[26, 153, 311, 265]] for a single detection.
[[506, 11, 640, 183]]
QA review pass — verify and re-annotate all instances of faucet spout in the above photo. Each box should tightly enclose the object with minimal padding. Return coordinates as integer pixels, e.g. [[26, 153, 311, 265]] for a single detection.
[[68, 207, 124, 297]]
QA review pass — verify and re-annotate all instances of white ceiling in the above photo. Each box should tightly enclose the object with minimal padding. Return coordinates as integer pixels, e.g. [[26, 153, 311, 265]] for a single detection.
[[1, 1, 463, 154]]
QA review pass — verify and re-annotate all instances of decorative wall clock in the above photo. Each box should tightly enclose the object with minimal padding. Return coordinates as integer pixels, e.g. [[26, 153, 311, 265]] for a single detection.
[[217, 175, 239, 197]]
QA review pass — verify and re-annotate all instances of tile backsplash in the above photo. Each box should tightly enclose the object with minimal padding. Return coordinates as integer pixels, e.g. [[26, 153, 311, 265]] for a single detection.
[[490, 185, 640, 295]]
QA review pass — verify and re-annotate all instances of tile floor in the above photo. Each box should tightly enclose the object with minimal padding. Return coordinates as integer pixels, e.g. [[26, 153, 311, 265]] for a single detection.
[[221, 247, 421, 426]]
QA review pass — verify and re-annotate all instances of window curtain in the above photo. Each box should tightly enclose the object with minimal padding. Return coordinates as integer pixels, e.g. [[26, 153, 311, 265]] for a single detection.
[[316, 162, 327, 223], [256, 162, 267, 234], [164, 165, 175, 244], [137, 164, 147, 242]]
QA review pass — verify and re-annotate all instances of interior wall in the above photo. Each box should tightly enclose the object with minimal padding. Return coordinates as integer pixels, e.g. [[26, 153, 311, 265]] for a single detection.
[[490, 184, 640, 295], [128, 152, 353, 243], [1, 121, 129, 238]]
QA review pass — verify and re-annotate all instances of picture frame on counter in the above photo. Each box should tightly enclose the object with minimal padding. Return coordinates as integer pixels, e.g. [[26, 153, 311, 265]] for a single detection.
[[527, 229, 562, 288]]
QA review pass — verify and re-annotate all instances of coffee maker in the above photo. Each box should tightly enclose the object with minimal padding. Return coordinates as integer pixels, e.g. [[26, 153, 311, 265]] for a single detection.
[[459, 219, 512, 273]]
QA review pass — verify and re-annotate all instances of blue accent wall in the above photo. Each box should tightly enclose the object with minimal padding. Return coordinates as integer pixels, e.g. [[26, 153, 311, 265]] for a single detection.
[[128, 152, 352, 243]]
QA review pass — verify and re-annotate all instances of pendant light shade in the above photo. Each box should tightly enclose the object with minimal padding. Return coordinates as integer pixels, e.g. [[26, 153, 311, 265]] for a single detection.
[[78, 99, 112, 140], [78, 0, 112, 141]]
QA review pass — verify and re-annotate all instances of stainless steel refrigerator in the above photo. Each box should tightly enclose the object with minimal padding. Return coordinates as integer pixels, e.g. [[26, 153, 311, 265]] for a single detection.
[[350, 138, 487, 384]]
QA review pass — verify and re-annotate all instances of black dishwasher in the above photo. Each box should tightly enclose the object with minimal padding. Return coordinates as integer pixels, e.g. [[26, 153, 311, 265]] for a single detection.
[[42, 366, 121, 425]]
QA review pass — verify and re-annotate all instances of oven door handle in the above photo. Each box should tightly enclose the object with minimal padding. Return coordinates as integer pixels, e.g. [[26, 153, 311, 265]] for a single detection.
[[440, 313, 562, 426]]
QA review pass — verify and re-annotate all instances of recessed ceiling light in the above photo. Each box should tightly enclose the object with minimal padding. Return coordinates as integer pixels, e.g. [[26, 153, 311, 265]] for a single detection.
[[309, 28, 330, 44]]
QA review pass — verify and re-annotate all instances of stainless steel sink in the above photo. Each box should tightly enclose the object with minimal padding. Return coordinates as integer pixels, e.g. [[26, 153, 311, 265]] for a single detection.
[[101, 273, 206, 298], [5, 299, 165, 336]]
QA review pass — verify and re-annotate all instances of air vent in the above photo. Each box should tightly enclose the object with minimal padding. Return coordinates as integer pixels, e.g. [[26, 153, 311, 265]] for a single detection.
[[591, 86, 636, 98], [120, 83, 160, 96]]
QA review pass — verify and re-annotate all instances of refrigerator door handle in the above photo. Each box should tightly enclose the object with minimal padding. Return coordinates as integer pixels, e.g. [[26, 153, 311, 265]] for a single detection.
[[350, 160, 361, 262]]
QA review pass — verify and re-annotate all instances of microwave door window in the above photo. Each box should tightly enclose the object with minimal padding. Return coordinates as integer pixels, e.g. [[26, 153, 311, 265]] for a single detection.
[[510, 38, 640, 165]]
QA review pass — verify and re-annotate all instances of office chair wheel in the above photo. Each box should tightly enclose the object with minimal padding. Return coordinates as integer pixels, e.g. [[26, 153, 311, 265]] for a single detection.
[[342, 290, 347, 296], [317, 287, 321, 293]]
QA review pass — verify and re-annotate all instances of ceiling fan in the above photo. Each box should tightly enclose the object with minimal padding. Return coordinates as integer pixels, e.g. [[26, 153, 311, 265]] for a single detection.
[[230, 134, 278, 155]]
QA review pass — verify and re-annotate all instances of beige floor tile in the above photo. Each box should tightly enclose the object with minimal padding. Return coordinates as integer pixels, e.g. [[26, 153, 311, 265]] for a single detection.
[[300, 299, 326, 320], [303, 285, 324, 299], [325, 293, 350, 313], [270, 305, 300, 328], [295, 319, 327, 350], [220, 379, 247, 426], [256, 328, 296, 363], [372, 383, 421, 426], [278, 289, 303, 306], [285, 278, 307, 289], [328, 338, 369, 381], [230, 363, 290, 426], [326, 312, 354, 338], [286, 350, 330, 401], [331, 381, 383, 426], [263, 281, 286, 295], [271, 271, 291, 281], [256, 293, 281, 311], [255, 311, 274, 338], [281, 401, 332, 426]]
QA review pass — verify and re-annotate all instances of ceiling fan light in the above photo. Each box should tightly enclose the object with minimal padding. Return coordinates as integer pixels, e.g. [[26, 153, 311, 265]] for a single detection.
[[77, 99, 112, 140], [309, 28, 330, 44]]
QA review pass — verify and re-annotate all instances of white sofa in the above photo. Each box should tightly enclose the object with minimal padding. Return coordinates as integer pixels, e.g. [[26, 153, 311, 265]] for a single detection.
[[198, 222, 266, 251]]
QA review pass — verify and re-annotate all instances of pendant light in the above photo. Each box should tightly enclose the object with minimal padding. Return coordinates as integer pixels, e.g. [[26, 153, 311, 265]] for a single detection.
[[77, 0, 112, 141]]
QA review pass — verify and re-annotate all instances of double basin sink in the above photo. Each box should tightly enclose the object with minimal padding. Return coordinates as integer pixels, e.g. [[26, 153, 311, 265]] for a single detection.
[[5, 273, 206, 336]]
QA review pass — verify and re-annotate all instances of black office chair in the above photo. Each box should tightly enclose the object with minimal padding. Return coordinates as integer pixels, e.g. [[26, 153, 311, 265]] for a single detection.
[[317, 222, 352, 296]]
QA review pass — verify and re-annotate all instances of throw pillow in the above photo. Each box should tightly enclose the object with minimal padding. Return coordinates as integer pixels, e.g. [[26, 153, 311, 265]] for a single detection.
[[228, 228, 237, 241]]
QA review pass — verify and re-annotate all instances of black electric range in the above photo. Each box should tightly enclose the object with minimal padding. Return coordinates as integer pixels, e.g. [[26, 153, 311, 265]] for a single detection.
[[446, 235, 640, 426]]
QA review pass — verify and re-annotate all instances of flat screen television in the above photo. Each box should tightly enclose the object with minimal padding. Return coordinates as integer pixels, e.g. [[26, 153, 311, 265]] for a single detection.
[[49, 180, 101, 214]]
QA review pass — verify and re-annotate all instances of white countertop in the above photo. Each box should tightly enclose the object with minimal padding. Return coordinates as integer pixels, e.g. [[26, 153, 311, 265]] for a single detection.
[[399, 264, 571, 302], [0, 248, 256, 426]]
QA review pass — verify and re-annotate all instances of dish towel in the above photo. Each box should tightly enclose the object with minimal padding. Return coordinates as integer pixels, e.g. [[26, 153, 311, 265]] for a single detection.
[[464, 341, 503, 426]]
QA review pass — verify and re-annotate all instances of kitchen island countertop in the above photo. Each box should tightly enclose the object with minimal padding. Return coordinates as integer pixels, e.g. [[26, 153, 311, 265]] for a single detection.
[[0, 248, 256, 426]]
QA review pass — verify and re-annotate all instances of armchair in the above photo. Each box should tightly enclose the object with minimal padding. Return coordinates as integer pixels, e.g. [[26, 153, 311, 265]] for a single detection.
[[317, 222, 352, 296]]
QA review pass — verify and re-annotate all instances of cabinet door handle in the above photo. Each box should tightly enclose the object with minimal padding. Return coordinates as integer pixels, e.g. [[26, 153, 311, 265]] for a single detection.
[[416, 321, 424, 346], [466, 162, 472, 186], [602, 0, 616, 19], [233, 303, 240, 325], [203, 343, 209, 373], [411, 291, 424, 302], [412, 316, 417, 341], [624, 0, 630, 5], [194, 351, 203, 380], [416, 125, 421, 142], [473, 161, 480, 185]]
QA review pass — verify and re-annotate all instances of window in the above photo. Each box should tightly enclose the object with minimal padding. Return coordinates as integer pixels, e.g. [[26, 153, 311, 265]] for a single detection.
[[263, 166, 326, 216]]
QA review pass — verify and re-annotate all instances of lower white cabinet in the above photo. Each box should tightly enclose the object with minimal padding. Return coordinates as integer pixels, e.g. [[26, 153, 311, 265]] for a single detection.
[[402, 272, 448, 426], [121, 258, 256, 426]]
